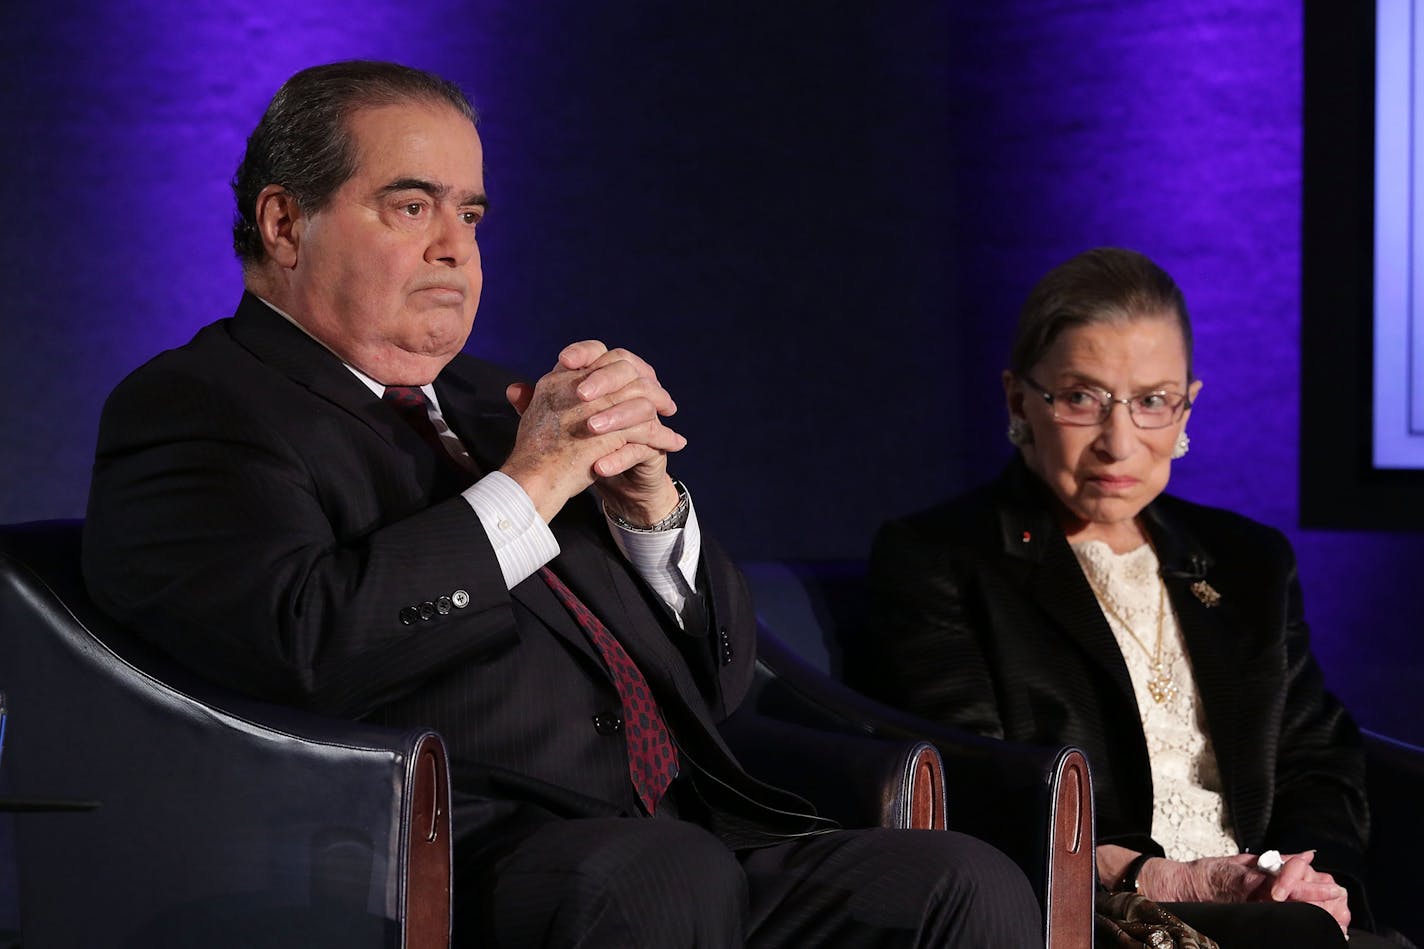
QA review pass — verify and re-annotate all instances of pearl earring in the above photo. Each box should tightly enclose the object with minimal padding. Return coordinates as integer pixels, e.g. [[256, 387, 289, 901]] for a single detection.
[[1172, 431, 1190, 459], [1007, 418, 1032, 446]]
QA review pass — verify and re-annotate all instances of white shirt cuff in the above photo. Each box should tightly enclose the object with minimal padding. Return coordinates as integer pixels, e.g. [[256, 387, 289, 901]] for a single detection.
[[463, 471, 559, 589], [606, 492, 702, 624]]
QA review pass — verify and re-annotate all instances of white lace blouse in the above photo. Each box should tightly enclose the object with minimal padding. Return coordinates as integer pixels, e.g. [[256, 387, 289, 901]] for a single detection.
[[1070, 540, 1240, 861]]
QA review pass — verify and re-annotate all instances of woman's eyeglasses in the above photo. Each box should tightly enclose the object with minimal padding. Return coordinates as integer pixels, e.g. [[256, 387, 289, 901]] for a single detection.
[[1021, 376, 1191, 430]]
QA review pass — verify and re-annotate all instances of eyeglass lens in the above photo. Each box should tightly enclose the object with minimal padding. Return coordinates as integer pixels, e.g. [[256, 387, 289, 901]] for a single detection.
[[1051, 387, 1184, 428]]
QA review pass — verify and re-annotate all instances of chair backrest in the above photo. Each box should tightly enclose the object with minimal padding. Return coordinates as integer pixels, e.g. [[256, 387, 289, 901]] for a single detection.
[[740, 557, 1097, 949], [1363, 730, 1424, 945], [0, 520, 450, 948], [739, 558, 868, 680]]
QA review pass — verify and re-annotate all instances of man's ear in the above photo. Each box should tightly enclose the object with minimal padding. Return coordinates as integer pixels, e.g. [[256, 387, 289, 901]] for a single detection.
[[253, 185, 304, 269]]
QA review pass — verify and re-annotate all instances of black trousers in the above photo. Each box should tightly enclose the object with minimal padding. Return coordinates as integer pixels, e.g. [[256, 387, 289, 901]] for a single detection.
[[1163, 900, 1401, 949], [454, 814, 1042, 947]]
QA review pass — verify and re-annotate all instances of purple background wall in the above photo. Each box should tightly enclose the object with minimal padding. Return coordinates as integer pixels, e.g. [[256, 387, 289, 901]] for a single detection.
[[3, 0, 1422, 930]]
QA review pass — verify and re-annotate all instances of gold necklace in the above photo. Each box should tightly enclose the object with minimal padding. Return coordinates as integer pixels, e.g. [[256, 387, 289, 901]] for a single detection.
[[1084, 568, 1177, 704]]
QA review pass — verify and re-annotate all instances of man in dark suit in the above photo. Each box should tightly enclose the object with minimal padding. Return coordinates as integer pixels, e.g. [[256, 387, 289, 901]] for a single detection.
[[82, 60, 1039, 946]]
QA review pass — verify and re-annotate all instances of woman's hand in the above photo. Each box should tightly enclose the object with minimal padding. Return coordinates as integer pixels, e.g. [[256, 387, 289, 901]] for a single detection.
[[1268, 851, 1351, 936], [1139, 852, 1270, 903], [1130, 849, 1349, 937]]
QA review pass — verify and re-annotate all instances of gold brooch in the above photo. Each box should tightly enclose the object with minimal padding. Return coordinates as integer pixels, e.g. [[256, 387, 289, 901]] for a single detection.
[[1191, 580, 1221, 607]]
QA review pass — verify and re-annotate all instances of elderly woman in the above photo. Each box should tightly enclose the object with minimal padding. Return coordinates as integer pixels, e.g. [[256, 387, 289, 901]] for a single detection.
[[863, 248, 1390, 947]]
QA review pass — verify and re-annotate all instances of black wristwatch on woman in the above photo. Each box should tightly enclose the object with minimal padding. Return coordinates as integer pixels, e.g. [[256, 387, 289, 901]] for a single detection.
[[1115, 852, 1154, 894]]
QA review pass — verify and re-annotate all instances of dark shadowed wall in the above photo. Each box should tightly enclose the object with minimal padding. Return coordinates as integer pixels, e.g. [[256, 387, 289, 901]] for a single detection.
[[2, 6, 1421, 919]]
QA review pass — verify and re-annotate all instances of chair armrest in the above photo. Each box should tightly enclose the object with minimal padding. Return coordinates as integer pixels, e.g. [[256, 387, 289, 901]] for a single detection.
[[0, 521, 452, 948], [1364, 729, 1424, 946], [721, 710, 945, 830], [746, 628, 1095, 949]]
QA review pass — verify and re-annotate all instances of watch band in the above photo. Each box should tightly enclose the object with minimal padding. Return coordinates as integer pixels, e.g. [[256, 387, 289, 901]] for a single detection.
[[607, 480, 689, 533], [1115, 852, 1154, 894]]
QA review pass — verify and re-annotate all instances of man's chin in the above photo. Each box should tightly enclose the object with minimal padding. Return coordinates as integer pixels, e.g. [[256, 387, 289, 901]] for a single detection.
[[356, 344, 461, 387], [413, 308, 474, 348]]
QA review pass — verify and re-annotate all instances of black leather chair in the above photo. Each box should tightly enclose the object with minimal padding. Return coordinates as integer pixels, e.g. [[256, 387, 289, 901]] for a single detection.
[[0, 521, 451, 948], [739, 559, 1096, 949], [0, 522, 947, 947], [1363, 730, 1424, 945]]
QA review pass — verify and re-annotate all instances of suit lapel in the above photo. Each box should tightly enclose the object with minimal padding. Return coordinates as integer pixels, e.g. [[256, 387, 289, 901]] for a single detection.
[[1141, 503, 1251, 814], [431, 367, 520, 476], [996, 463, 1251, 736], [544, 505, 691, 695], [996, 466, 1140, 709], [228, 291, 470, 489], [509, 565, 606, 666], [227, 293, 400, 441], [229, 292, 524, 480], [504, 506, 702, 712]]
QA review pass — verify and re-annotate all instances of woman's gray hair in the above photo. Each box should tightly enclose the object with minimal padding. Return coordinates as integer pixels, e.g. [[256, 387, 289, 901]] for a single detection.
[[1009, 247, 1194, 379], [231, 60, 477, 266]]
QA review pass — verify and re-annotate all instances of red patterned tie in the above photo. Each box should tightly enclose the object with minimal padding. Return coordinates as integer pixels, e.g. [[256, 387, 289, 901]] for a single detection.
[[538, 566, 679, 814], [382, 386, 472, 493], [383, 386, 448, 454]]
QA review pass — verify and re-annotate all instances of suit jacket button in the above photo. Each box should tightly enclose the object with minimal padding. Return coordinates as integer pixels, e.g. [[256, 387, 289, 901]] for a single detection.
[[593, 711, 625, 735], [451, 590, 470, 609], [399, 606, 419, 626], [418, 600, 437, 621], [436, 595, 453, 615]]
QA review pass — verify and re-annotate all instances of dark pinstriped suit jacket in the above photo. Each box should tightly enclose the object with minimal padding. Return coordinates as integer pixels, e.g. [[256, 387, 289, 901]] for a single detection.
[[82, 292, 821, 843], [861, 459, 1370, 903]]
